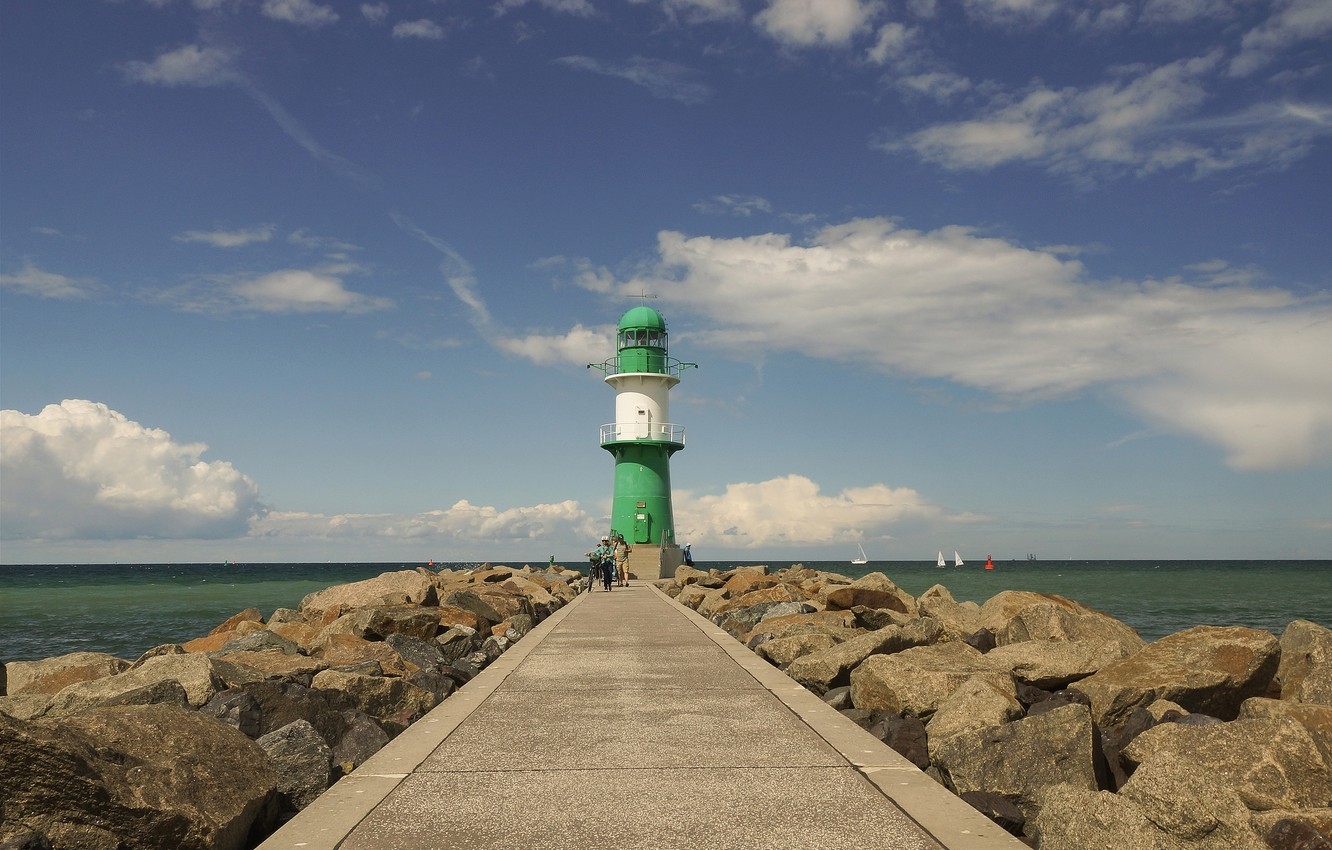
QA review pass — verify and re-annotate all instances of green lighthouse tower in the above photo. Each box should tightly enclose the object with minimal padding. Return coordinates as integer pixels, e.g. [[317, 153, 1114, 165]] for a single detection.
[[589, 305, 696, 579]]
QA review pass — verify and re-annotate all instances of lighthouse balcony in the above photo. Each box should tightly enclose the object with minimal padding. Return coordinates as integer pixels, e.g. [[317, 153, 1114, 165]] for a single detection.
[[588, 356, 697, 378], [599, 422, 685, 446]]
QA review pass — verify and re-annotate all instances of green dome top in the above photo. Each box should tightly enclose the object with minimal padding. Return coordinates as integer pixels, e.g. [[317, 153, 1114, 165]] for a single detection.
[[617, 306, 667, 333]]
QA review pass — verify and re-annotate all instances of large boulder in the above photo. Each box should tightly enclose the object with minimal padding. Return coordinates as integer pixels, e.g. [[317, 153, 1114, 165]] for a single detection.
[[1117, 751, 1270, 849], [925, 675, 1023, 762], [1123, 717, 1332, 812], [1072, 626, 1281, 726], [310, 633, 414, 676], [256, 720, 332, 812], [0, 705, 276, 850], [309, 669, 439, 727], [1279, 620, 1332, 705], [822, 572, 917, 616], [915, 585, 981, 637], [849, 641, 1003, 718], [742, 610, 860, 645], [1033, 778, 1264, 850], [299, 570, 438, 615], [347, 606, 440, 642], [786, 618, 944, 695], [1238, 697, 1332, 753], [4, 652, 130, 697], [932, 702, 1099, 824], [42, 654, 225, 718], [983, 638, 1132, 690], [755, 633, 838, 668], [995, 601, 1144, 655]]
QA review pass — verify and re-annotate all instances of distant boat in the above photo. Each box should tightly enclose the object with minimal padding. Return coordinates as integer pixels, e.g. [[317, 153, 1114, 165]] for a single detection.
[[937, 551, 946, 568], [954, 551, 964, 567], [852, 544, 869, 565]]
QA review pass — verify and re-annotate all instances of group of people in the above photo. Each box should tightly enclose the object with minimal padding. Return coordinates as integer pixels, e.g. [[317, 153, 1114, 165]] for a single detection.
[[585, 533, 630, 591]]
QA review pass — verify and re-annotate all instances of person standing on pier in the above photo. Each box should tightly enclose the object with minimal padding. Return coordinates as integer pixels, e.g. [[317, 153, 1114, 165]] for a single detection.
[[613, 533, 631, 587]]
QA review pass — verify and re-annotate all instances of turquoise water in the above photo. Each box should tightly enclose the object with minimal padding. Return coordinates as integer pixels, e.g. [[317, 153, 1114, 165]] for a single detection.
[[1, 560, 1328, 663]]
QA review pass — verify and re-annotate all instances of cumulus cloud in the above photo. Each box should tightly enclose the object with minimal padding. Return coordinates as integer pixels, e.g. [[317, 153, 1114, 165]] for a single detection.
[[156, 266, 394, 315], [0, 262, 98, 300], [1230, 0, 1332, 76], [393, 19, 446, 39], [895, 53, 1222, 176], [121, 44, 238, 87], [892, 52, 1332, 179], [622, 217, 1332, 470], [361, 2, 389, 22], [174, 225, 276, 247], [261, 0, 339, 27], [0, 400, 262, 540], [495, 323, 616, 367], [754, 0, 880, 46], [555, 56, 713, 105], [674, 475, 940, 547]]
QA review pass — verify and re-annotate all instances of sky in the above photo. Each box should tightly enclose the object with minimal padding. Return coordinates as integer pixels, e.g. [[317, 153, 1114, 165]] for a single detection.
[[1, 0, 1330, 565]]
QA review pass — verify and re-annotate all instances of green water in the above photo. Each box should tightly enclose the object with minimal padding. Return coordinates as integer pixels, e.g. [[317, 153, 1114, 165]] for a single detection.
[[1, 560, 1327, 662]]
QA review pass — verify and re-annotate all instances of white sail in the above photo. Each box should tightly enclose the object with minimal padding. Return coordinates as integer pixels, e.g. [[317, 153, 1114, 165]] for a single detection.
[[852, 544, 868, 565], [937, 551, 946, 567], [954, 551, 964, 567]]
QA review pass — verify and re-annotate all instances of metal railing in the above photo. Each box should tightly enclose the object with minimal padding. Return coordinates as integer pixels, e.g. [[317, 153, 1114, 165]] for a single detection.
[[588, 356, 697, 378], [599, 422, 686, 445]]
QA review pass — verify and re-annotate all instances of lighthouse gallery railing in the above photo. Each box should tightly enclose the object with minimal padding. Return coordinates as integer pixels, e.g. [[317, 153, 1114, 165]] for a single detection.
[[599, 422, 685, 445]]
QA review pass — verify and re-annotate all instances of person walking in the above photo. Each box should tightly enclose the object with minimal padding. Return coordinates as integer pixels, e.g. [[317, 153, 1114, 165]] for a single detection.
[[613, 533, 631, 587], [600, 536, 616, 591], [585, 536, 610, 592]]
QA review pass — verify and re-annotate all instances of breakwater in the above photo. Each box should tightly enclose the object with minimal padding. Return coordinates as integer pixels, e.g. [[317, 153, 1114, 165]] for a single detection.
[[659, 564, 1332, 850], [1, 562, 1329, 850], [0, 564, 584, 850]]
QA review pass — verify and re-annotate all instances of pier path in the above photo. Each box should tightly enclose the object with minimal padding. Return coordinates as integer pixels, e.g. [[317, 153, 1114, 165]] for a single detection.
[[257, 582, 1027, 850]]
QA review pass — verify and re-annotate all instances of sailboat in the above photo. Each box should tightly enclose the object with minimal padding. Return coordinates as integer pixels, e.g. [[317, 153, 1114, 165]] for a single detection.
[[937, 551, 946, 568], [852, 544, 869, 565], [953, 551, 964, 567]]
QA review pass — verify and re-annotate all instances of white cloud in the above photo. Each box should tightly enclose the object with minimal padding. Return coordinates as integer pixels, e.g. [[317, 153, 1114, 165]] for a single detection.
[[754, 0, 880, 46], [261, 0, 339, 27], [493, 0, 596, 17], [961, 0, 1060, 24], [0, 262, 98, 300], [556, 56, 713, 105], [121, 44, 238, 87], [659, 0, 744, 23], [361, 2, 389, 22], [866, 21, 912, 64], [1230, 0, 1332, 76], [890, 52, 1330, 179], [393, 19, 446, 39], [494, 323, 616, 367], [674, 475, 940, 547], [693, 194, 774, 216], [0, 401, 262, 541], [624, 217, 1332, 470], [174, 225, 275, 247], [156, 266, 394, 315], [252, 499, 591, 542]]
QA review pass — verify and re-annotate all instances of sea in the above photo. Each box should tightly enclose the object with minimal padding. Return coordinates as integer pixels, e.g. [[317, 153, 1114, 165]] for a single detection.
[[1, 559, 1329, 664]]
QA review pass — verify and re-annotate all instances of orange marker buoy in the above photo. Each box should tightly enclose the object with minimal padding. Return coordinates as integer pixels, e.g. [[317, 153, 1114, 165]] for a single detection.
[[984, 554, 994, 570]]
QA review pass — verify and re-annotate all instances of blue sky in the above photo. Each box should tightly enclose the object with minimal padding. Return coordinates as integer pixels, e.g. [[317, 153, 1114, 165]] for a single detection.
[[2, 0, 1329, 565]]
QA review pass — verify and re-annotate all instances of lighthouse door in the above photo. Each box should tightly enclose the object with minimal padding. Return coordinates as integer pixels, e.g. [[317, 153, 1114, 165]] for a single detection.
[[633, 511, 651, 544]]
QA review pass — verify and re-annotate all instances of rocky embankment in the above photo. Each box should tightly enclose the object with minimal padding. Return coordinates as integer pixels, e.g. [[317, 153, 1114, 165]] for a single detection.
[[0, 564, 583, 850], [660, 565, 1332, 850]]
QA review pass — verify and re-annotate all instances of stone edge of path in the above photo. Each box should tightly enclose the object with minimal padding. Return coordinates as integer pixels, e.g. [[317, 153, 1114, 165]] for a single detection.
[[253, 588, 591, 850], [653, 584, 1029, 850]]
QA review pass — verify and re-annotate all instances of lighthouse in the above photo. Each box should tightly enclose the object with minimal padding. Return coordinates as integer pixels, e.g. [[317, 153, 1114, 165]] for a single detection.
[[589, 305, 696, 579]]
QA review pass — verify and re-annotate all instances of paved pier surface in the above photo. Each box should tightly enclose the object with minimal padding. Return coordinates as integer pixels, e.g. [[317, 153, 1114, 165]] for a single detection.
[[257, 582, 1026, 850]]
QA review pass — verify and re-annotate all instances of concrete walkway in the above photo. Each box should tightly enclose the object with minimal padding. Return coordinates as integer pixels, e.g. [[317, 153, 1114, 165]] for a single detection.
[[257, 582, 1027, 850]]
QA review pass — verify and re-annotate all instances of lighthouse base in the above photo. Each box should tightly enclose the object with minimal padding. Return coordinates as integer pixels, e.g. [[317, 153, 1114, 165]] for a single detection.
[[624, 544, 687, 581]]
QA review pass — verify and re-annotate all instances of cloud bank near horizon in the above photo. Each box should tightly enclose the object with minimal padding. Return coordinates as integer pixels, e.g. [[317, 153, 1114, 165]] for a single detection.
[[1, 400, 942, 551]]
